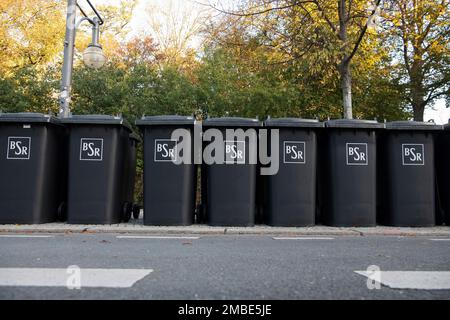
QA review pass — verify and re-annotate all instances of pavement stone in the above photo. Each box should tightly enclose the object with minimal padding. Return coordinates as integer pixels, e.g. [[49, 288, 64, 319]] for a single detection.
[[0, 221, 449, 237]]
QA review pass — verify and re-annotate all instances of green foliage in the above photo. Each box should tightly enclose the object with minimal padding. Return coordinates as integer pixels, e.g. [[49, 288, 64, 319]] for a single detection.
[[0, 66, 59, 114], [197, 48, 325, 119], [0, 41, 410, 122], [71, 63, 198, 119]]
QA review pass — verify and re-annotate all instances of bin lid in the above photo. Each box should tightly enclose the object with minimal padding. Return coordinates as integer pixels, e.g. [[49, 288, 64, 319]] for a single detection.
[[325, 119, 384, 129], [264, 118, 324, 128], [136, 115, 195, 126], [61, 114, 132, 131], [444, 123, 450, 130], [202, 117, 262, 127], [0, 112, 60, 124], [386, 121, 443, 131]]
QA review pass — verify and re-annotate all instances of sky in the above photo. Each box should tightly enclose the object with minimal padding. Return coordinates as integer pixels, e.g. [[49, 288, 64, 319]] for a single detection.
[[86, 0, 449, 123], [92, 0, 210, 38], [424, 101, 449, 124]]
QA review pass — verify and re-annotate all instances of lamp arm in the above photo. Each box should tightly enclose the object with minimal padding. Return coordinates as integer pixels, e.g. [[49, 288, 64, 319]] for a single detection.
[[75, 16, 94, 29]]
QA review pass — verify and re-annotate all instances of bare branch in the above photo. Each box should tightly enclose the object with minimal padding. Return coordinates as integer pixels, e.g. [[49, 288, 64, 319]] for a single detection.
[[196, 0, 314, 17], [425, 89, 448, 104], [345, 0, 382, 63]]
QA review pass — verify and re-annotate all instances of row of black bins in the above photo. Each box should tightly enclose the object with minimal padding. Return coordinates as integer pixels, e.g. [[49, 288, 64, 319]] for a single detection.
[[0, 113, 449, 227], [0, 113, 139, 224], [136, 116, 449, 227]]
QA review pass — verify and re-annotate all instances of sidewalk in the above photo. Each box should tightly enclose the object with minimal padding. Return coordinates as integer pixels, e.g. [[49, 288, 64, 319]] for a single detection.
[[1, 220, 449, 237]]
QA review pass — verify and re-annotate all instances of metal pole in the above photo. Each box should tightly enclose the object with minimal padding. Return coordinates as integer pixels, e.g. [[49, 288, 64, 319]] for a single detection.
[[59, 0, 77, 118], [91, 17, 100, 46]]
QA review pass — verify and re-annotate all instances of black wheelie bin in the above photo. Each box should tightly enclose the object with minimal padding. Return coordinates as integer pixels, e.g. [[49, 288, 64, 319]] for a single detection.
[[202, 117, 262, 226], [379, 121, 442, 227], [137, 115, 196, 226], [62, 115, 134, 224], [0, 112, 66, 224], [321, 119, 384, 227], [264, 118, 323, 226]]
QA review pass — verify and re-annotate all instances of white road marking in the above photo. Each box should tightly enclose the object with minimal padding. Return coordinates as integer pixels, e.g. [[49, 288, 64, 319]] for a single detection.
[[272, 237, 334, 240], [116, 235, 200, 240], [0, 235, 54, 238], [355, 271, 450, 290], [0, 268, 152, 288], [429, 239, 450, 241]]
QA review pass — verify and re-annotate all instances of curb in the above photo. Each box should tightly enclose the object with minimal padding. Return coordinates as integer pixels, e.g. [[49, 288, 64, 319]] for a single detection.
[[0, 223, 449, 237]]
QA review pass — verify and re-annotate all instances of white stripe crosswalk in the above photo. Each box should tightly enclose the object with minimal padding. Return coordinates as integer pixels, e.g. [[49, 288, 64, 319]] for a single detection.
[[0, 268, 152, 288]]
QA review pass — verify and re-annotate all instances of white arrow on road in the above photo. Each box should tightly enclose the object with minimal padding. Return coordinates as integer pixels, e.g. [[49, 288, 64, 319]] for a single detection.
[[0, 268, 152, 288], [355, 271, 450, 290]]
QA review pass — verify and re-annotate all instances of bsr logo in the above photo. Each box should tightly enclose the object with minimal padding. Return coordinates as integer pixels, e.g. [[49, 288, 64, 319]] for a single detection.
[[346, 143, 368, 165], [80, 138, 103, 161], [225, 141, 245, 164], [402, 144, 424, 165], [286, 145, 303, 160], [404, 147, 422, 161], [157, 142, 175, 158], [82, 142, 101, 157], [9, 141, 28, 156], [284, 141, 305, 164], [226, 143, 244, 160], [7, 137, 31, 159], [154, 139, 177, 162], [348, 146, 366, 161]]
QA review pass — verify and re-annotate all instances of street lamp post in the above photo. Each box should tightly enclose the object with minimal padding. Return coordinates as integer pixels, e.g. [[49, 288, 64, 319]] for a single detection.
[[59, 0, 106, 118]]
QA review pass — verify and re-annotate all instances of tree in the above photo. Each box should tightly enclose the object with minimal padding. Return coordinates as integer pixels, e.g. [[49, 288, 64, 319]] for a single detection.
[[383, 0, 449, 121], [0, 0, 65, 75], [206, 0, 383, 119], [0, 65, 59, 113], [71, 36, 198, 119], [196, 47, 299, 118], [112, 36, 162, 68], [201, 0, 408, 120], [145, 0, 211, 71], [0, 0, 140, 108]]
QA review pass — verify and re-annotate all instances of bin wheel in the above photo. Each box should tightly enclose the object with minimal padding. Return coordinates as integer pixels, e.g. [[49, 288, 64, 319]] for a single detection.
[[122, 203, 132, 223], [132, 204, 141, 220], [57, 202, 67, 222]]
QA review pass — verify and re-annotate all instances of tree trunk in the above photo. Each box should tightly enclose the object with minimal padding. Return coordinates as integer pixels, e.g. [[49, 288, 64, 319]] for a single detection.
[[412, 100, 425, 121], [410, 64, 426, 121], [337, 0, 352, 119], [339, 61, 353, 119]]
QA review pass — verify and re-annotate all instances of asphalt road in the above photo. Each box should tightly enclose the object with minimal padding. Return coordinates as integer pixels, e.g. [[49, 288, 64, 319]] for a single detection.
[[0, 233, 449, 300]]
